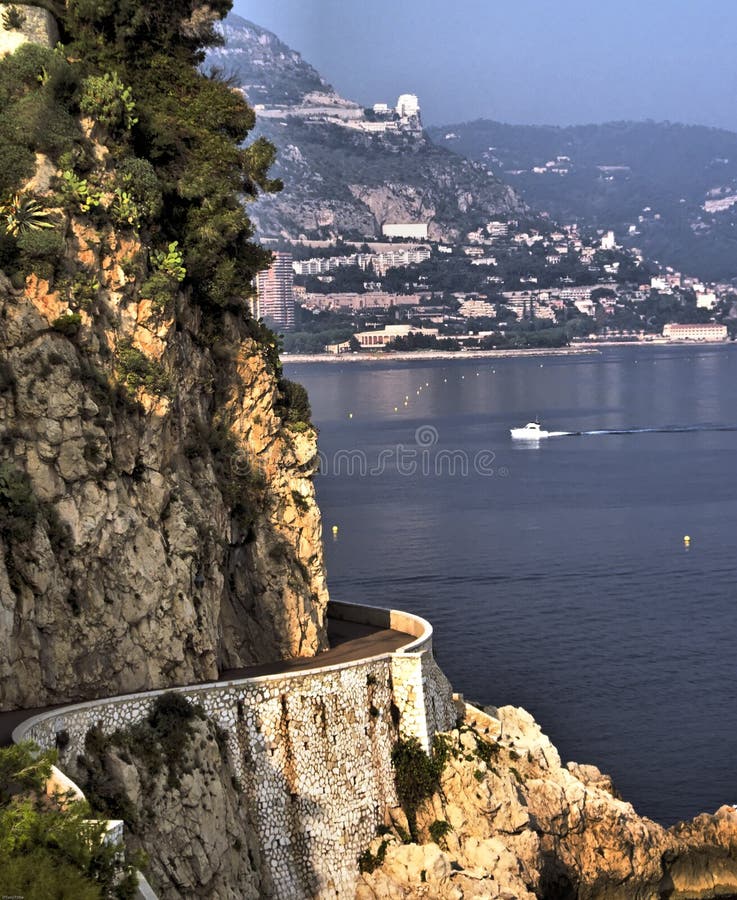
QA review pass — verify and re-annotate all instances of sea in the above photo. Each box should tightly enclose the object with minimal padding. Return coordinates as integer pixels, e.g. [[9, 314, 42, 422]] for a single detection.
[[285, 344, 737, 827]]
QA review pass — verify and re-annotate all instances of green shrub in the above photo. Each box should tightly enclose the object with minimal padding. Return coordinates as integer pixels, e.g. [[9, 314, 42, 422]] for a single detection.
[[276, 378, 312, 429], [68, 271, 100, 309], [115, 337, 169, 395], [2, 5, 26, 30], [358, 839, 388, 874], [151, 240, 185, 282], [243, 317, 282, 374], [0, 47, 80, 205], [116, 157, 162, 221], [58, 170, 101, 214], [15, 225, 65, 281], [391, 736, 449, 841], [80, 72, 138, 133], [110, 188, 140, 228], [16, 225, 64, 257], [139, 240, 185, 310], [82, 693, 199, 796], [0, 463, 38, 542], [0, 44, 81, 197], [140, 270, 177, 311], [52, 312, 82, 336], [0, 742, 138, 899], [0, 142, 34, 213], [428, 819, 453, 846]]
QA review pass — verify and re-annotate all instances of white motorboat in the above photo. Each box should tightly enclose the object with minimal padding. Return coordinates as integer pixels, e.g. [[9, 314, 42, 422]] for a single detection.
[[510, 421, 549, 440]]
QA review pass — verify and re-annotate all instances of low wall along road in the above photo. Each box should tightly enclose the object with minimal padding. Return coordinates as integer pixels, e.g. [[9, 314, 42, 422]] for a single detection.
[[12, 600, 457, 899]]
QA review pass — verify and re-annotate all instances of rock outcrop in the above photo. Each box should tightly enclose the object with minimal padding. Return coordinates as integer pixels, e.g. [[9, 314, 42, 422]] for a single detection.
[[0, 161, 328, 710], [358, 703, 737, 899], [77, 707, 266, 899]]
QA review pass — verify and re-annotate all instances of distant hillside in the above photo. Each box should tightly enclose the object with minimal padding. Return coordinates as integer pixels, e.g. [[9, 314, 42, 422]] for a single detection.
[[213, 15, 332, 105], [427, 120, 737, 280], [207, 17, 523, 242]]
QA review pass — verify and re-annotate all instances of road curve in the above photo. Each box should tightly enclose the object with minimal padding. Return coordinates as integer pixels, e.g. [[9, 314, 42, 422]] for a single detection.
[[0, 615, 413, 746]]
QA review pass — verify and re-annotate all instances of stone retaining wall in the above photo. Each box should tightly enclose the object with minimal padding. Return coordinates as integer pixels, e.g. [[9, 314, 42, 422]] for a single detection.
[[14, 601, 456, 898]]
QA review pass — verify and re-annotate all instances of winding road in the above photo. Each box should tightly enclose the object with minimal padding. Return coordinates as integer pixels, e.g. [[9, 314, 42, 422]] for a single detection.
[[0, 614, 413, 746]]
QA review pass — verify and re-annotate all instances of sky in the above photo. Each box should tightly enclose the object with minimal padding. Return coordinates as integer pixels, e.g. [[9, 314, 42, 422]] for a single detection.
[[231, 0, 737, 130]]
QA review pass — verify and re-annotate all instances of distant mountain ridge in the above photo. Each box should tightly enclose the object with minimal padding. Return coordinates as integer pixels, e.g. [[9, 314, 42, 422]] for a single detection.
[[214, 15, 333, 105], [207, 16, 523, 242], [427, 119, 737, 280]]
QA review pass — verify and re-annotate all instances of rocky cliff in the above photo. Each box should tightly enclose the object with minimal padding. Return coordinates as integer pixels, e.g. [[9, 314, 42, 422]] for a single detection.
[[0, 7, 329, 710], [77, 701, 266, 900], [358, 703, 737, 900], [73, 695, 737, 899], [0, 208, 328, 709]]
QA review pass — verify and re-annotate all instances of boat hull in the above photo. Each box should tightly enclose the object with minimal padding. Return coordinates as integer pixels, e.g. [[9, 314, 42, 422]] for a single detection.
[[510, 427, 549, 440]]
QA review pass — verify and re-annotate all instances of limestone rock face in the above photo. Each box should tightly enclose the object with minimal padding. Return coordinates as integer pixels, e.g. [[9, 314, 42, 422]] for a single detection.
[[0, 197, 328, 709], [79, 716, 265, 899], [359, 704, 737, 899], [0, 4, 59, 57]]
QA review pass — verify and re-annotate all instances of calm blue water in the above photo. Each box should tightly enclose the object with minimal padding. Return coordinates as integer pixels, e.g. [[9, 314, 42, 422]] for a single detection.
[[285, 345, 737, 826]]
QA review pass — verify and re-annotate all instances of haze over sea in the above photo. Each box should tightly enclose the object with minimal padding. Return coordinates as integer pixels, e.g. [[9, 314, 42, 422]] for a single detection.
[[286, 344, 737, 826]]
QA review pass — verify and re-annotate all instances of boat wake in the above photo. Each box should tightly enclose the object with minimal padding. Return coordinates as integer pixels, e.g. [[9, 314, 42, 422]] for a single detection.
[[545, 424, 737, 438]]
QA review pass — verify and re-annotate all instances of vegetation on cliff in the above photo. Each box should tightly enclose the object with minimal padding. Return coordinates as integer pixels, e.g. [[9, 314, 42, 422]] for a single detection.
[[76, 694, 264, 898], [0, 1, 281, 309], [0, 0, 328, 712], [359, 704, 737, 899], [0, 742, 139, 899]]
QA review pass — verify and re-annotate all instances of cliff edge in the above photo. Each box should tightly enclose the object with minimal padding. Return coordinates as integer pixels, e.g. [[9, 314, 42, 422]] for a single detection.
[[0, 2, 328, 710], [358, 704, 737, 900]]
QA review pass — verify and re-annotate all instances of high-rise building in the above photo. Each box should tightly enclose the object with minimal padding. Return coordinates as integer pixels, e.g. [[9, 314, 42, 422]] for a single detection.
[[255, 252, 295, 331]]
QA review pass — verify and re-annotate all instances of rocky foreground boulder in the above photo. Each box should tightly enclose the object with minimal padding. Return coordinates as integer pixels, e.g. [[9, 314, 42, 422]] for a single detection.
[[358, 704, 737, 899]]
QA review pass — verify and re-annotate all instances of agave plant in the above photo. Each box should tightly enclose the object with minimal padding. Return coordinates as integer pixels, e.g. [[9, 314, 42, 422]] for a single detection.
[[0, 194, 54, 237]]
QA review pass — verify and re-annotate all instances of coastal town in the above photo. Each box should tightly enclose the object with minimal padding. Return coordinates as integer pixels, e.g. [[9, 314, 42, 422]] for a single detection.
[[253, 188, 733, 353]]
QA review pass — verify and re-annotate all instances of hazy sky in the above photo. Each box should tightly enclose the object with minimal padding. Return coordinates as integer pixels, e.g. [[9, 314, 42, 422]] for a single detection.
[[231, 0, 737, 130]]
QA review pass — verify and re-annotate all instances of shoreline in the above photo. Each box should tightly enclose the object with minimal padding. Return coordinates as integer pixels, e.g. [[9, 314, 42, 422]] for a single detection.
[[282, 340, 733, 364], [282, 347, 600, 364]]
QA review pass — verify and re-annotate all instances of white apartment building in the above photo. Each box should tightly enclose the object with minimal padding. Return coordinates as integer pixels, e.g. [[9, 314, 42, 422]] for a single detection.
[[255, 252, 295, 331], [663, 323, 728, 341], [458, 300, 497, 318], [382, 223, 429, 240], [396, 93, 420, 118], [486, 221, 509, 238], [293, 248, 430, 277], [471, 257, 497, 267], [600, 230, 616, 250], [696, 291, 718, 310], [366, 247, 431, 275], [354, 324, 437, 348], [292, 255, 358, 276]]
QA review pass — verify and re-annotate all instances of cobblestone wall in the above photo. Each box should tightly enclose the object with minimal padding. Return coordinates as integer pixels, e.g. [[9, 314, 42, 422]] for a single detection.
[[15, 603, 456, 898], [0, 4, 58, 56]]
